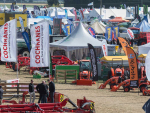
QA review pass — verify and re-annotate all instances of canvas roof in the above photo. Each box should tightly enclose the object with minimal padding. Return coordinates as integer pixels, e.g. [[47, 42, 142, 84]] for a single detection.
[[50, 22, 109, 51], [109, 17, 129, 23], [87, 21, 106, 34], [136, 20, 150, 32], [100, 56, 128, 61]]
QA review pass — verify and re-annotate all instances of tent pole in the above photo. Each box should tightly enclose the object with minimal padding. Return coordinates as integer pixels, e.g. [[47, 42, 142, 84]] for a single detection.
[[67, 51, 70, 59]]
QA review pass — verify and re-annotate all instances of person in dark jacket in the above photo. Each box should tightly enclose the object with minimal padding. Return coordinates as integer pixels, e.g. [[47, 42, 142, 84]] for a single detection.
[[0, 86, 3, 105], [29, 79, 35, 103], [36, 81, 47, 103], [48, 79, 55, 103]]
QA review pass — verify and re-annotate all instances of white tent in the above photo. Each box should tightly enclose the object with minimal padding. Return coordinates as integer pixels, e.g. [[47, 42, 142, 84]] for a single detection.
[[87, 21, 106, 34], [50, 22, 115, 59], [89, 8, 133, 20], [138, 43, 150, 55], [27, 18, 53, 28]]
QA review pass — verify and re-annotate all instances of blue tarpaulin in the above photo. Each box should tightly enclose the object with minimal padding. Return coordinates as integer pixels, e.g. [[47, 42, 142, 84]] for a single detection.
[[136, 20, 150, 32], [36, 16, 53, 21]]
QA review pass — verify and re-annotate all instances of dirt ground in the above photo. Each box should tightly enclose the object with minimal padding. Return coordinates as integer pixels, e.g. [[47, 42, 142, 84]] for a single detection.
[[0, 64, 149, 113]]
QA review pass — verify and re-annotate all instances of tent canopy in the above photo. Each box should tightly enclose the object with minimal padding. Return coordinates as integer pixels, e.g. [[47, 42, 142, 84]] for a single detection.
[[135, 20, 150, 32], [108, 17, 129, 23], [36, 16, 53, 21], [87, 21, 106, 34], [100, 56, 128, 61], [50, 22, 109, 51], [138, 43, 150, 55]]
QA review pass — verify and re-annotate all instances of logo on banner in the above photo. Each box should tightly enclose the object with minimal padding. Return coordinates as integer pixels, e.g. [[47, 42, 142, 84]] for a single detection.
[[15, 14, 27, 27], [108, 28, 111, 39], [127, 29, 134, 39], [128, 54, 135, 59], [88, 27, 95, 38], [113, 27, 119, 39]]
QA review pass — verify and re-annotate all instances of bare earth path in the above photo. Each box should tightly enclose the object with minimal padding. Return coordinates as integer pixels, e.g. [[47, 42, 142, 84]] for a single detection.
[[0, 64, 149, 113]]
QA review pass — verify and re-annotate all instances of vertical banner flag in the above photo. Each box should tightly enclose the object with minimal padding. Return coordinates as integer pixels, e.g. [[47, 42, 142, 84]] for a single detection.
[[22, 31, 30, 52], [88, 27, 95, 38], [0, 19, 17, 62], [65, 9, 68, 19], [102, 42, 108, 56], [118, 37, 130, 55], [40, 10, 45, 16], [48, 10, 51, 17], [55, 7, 58, 18], [73, 8, 78, 21], [126, 47, 138, 88], [65, 25, 71, 36], [53, 18, 62, 35], [10, 5, 14, 11], [145, 50, 150, 81], [105, 27, 112, 41], [62, 24, 67, 36], [30, 21, 49, 67], [142, 99, 150, 113], [79, 9, 84, 20], [113, 26, 119, 39], [23, 5, 26, 11], [88, 43, 98, 81], [127, 29, 134, 39], [19, 17, 25, 32]]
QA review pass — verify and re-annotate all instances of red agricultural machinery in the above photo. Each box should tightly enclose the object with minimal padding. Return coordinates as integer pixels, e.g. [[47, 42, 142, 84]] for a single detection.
[[1, 91, 95, 113], [99, 65, 129, 89], [128, 27, 150, 45], [111, 66, 149, 92], [5, 55, 76, 75]]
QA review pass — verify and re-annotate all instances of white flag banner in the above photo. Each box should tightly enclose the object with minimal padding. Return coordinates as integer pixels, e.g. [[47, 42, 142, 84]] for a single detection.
[[19, 17, 24, 32], [102, 42, 108, 56], [88, 2, 93, 6], [0, 19, 17, 62], [127, 29, 134, 39], [145, 50, 150, 81], [30, 20, 49, 67]]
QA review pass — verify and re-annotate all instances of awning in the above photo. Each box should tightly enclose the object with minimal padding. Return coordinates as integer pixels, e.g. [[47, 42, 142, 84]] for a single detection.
[[100, 56, 128, 61]]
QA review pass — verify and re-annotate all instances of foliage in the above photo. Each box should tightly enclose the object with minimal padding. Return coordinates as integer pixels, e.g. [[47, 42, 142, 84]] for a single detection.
[[47, 0, 59, 6]]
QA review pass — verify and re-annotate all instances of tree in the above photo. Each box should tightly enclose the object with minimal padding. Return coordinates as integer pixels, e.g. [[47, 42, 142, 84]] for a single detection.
[[47, 0, 59, 6]]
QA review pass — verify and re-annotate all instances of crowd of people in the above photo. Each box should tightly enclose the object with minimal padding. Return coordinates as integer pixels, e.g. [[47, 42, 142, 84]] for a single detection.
[[29, 79, 55, 103]]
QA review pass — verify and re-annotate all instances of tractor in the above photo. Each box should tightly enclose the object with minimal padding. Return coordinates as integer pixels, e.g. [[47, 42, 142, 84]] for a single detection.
[[79, 60, 92, 80], [111, 66, 149, 92], [99, 58, 130, 89], [128, 27, 150, 46]]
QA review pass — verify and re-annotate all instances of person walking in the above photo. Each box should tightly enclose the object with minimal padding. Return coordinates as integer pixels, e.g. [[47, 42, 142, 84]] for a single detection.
[[36, 81, 47, 103], [29, 80, 35, 103], [44, 81, 48, 103], [48, 79, 55, 103], [0, 86, 3, 105]]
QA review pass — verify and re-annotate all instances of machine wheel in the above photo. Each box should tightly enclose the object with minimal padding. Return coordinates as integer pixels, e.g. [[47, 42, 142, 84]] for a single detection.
[[12, 63, 19, 71], [138, 39, 147, 46], [107, 70, 111, 79], [124, 87, 130, 92], [21, 49, 30, 57], [110, 84, 115, 89], [140, 85, 148, 92]]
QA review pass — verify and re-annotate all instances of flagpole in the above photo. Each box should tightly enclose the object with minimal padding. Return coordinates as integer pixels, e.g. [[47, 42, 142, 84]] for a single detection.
[[16, 19, 18, 79], [49, 50, 51, 80]]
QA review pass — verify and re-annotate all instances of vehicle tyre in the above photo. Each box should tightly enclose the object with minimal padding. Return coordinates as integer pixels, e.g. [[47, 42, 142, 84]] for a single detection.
[[140, 85, 148, 92], [20, 49, 30, 57], [124, 86, 130, 92], [12, 63, 19, 71]]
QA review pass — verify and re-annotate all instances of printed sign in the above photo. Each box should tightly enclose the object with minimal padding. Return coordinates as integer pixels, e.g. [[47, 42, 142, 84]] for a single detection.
[[126, 47, 138, 88], [15, 14, 27, 27], [0, 13, 5, 25], [7, 79, 19, 87], [113, 26, 119, 39], [53, 18, 62, 35], [105, 27, 112, 41], [88, 27, 95, 38]]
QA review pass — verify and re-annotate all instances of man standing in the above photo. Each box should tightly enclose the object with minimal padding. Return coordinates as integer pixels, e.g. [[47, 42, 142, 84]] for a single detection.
[[0, 86, 3, 105], [36, 81, 47, 103], [48, 79, 55, 103], [29, 79, 35, 103]]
